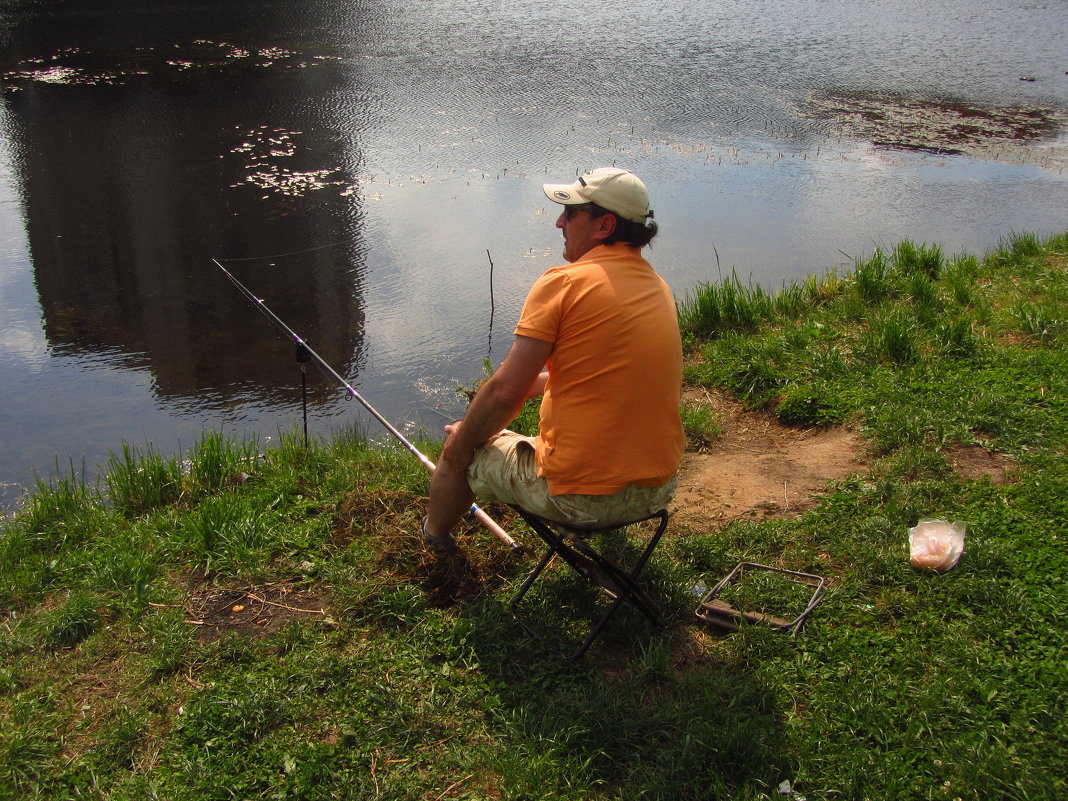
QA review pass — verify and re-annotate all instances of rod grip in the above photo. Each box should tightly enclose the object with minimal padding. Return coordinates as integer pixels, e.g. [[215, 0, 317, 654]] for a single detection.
[[471, 505, 520, 549]]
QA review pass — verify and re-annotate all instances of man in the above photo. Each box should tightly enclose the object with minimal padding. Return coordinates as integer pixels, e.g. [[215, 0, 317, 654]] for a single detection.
[[423, 167, 685, 554]]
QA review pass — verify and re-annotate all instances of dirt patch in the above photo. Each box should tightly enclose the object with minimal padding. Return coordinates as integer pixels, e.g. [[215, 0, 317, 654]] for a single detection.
[[333, 485, 526, 607], [673, 388, 867, 531], [181, 581, 330, 639], [804, 90, 1067, 169], [945, 445, 1016, 485]]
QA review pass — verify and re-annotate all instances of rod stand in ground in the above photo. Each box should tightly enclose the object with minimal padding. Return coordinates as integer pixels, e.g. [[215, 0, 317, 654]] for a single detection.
[[295, 342, 311, 448], [212, 258, 518, 550]]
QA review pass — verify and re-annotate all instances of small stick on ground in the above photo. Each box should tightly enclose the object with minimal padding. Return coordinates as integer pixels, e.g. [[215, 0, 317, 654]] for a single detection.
[[434, 774, 474, 801]]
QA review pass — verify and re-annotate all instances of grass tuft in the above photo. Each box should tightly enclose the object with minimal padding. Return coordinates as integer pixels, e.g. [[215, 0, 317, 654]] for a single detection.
[[176, 492, 277, 575], [863, 309, 918, 364], [998, 230, 1043, 263], [677, 270, 774, 340], [680, 401, 723, 450], [105, 442, 183, 516], [893, 239, 944, 278], [1014, 300, 1062, 342], [23, 462, 97, 532], [186, 429, 259, 495], [39, 590, 101, 649], [853, 247, 892, 304]]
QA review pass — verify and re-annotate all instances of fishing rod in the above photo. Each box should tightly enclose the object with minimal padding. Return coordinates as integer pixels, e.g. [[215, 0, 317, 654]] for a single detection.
[[212, 258, 519, 550]]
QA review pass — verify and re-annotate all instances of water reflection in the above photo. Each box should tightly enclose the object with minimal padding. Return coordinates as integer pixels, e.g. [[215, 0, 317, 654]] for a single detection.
[[0, 0, 1065, 508], [4, 2, 367, 407]]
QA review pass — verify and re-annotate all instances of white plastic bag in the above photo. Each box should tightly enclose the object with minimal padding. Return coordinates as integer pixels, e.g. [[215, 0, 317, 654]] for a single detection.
[[908, 519, 966, 572]]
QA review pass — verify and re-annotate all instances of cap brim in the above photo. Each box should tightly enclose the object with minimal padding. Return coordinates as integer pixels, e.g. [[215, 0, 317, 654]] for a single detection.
[[543, 181, 588, 206]]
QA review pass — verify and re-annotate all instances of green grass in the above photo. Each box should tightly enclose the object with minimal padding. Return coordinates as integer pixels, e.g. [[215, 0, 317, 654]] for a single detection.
[[105, 441, 184, 515], [0, 232, 1066, 800], [680, 401, 723, 450]]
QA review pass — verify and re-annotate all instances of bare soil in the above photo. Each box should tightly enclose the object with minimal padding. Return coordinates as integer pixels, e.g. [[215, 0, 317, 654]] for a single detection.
[[179, 580, 331, 638], [672, 388, 1014, 532], [672, 388, 868, 531]]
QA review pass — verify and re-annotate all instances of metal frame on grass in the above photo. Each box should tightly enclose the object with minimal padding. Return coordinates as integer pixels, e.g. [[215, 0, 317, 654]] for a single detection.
[[695, 562, 826, 634]]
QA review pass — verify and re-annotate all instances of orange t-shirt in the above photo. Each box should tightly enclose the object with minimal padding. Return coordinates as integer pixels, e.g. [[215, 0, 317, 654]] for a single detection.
[[514, 243, 685, 495]]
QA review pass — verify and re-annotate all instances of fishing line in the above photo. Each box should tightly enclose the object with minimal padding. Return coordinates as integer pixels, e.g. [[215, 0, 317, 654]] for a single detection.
[[213, 239, 351, 263], [212, 258, 518, 549]]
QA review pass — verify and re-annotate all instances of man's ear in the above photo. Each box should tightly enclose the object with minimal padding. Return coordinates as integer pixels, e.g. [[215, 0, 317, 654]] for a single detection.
[[591, 212, 618, 242]]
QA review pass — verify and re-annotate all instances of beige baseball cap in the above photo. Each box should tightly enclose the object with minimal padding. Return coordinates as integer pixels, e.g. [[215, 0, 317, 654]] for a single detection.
[[543, 167, 652, 224]]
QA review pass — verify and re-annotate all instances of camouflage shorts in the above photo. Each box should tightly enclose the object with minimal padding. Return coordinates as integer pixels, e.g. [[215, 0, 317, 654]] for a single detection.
[[467, 430, 677, 528]]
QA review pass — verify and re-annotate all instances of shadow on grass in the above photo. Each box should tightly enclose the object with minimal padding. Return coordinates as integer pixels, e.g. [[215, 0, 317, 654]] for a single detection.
[[456, 561, 795, 800], [333, 486, 793, 797]]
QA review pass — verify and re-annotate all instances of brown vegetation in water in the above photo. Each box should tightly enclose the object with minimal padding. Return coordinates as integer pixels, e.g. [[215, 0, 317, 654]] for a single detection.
[[805, 89, 1068, 169]]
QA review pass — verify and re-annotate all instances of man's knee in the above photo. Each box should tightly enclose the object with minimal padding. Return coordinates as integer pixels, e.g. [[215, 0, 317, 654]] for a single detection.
[[468, 432, 545, 507]]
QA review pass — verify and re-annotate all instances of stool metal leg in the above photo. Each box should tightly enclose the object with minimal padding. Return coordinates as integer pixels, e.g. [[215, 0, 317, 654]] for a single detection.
[[509, 508, 669, 659], [509, 525, 564, 609]]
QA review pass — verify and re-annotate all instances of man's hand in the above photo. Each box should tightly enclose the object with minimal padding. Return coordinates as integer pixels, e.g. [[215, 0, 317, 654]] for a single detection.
[[437, 419, 475, 474]]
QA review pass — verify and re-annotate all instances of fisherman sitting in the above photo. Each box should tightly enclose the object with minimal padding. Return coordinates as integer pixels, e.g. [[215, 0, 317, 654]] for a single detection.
[[423, 167, 684, 555]]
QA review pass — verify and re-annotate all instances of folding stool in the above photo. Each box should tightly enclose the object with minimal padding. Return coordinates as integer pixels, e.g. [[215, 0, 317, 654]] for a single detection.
[[508, 506, 670, 659]]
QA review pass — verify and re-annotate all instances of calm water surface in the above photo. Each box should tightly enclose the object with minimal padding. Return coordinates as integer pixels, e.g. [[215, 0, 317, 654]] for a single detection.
[[1, 0, 1066, 507]]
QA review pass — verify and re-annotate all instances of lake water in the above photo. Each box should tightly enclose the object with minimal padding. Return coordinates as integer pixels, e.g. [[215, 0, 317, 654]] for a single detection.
[[1, 0, 1066, 508]]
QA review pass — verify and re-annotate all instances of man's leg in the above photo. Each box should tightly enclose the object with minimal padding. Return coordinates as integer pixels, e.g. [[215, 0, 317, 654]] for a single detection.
[[425, 430, 536, 551], [425, 456, 475, 543]]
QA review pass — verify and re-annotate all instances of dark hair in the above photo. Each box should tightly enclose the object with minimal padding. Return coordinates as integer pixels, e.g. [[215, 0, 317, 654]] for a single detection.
[[568, 202, 658, 248]]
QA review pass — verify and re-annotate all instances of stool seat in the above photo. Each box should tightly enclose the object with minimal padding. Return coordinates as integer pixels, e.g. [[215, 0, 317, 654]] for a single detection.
[[508, 506, 669, 659]]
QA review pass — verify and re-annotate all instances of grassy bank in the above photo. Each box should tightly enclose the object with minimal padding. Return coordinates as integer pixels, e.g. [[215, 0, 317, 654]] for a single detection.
[[2, 231, 1066, 800]]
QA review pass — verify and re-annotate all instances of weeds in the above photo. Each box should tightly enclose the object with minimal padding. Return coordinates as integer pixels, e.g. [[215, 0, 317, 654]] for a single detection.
[[677, 270, 775, 340], [864, 309, 918, 364], [186, 429, 259, 495], [177, 493, 278, 575], [775, 382, 849, 426], [994, 230, 1043, 265], [935, 315, 982, 359], [853, 247, 892, 304], [804, 267, 846, 304], [38, 590, 101, 649], [23, 462, 97, 533], [680, 401, 722, 450], [88, 528, 160, 616], [892, 238, 944, 278], [1014, 300, 1062, 341], [105, 442, 183, 515]]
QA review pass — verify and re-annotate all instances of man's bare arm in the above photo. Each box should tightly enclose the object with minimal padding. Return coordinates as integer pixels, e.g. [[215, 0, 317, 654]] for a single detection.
[[528, 370, 549, 398], [426, 335, 552, 537], [445, 335, 552, 458]]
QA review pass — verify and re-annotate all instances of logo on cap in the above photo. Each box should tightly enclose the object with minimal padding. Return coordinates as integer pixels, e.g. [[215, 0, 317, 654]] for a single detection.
[[553, 191, 572, 200]]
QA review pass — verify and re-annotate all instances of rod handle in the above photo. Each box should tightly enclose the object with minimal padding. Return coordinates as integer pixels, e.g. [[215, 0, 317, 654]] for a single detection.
[[471, 504, 520, 550]]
